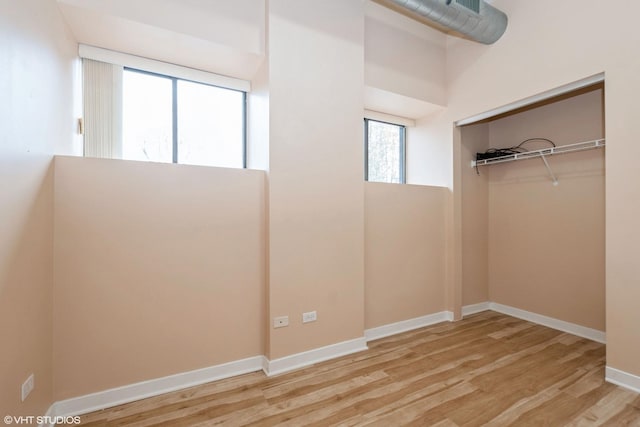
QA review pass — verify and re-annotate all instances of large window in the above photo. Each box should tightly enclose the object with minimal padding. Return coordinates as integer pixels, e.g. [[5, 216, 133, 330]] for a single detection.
[[122, 68, 246, 168], [364, 119, 406, 184]]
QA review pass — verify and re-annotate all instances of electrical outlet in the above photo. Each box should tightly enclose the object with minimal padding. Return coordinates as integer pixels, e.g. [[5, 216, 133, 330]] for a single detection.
[[302, 311, 317, 323], [274, 316, 289, 328], [21, 374, 34, 402]]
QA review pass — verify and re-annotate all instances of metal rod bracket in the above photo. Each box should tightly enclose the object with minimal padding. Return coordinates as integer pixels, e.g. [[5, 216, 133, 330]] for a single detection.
[[540, 154, 559, 186]]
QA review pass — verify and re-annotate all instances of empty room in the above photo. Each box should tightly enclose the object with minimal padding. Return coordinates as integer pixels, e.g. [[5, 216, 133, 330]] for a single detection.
[[1, 0, 639, 425]]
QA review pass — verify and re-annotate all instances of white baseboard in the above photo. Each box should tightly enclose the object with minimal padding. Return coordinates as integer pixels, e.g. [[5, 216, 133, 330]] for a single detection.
[[51, 355, 264, 417], [364, 311, 452, 342], [462, 302, 491, 316], [43, 303, 609, 419], [489, 302, 606, 344], [265, 337, 368, 377], [38, 404, 56, 427], [605, 366, 640, 394]]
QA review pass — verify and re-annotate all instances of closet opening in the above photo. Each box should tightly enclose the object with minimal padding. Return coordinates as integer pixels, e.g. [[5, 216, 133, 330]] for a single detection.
[[457, 80, 606, 341]]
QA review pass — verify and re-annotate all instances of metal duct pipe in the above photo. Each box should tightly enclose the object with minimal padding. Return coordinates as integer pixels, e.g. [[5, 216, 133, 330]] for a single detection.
[[386, 0, 507, 44]]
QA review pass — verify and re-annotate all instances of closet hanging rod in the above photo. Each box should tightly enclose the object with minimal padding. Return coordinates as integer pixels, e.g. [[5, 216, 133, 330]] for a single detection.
[[471, 139, 605, 168]]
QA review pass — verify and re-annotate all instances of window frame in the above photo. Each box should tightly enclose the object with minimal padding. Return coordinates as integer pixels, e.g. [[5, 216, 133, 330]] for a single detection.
[[123, 67, 248, 168], [364, 118, 406, 184]]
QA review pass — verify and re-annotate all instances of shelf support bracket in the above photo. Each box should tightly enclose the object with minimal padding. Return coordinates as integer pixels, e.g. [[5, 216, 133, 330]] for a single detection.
[[540, 154, 559, 186]]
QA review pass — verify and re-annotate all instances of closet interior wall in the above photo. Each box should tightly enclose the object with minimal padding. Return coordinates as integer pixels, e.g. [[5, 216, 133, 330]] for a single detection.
[[460, 86, 605, 331]]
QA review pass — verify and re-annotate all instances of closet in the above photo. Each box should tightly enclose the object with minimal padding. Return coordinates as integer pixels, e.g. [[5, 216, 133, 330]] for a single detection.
[[459, 82, 605, 333]]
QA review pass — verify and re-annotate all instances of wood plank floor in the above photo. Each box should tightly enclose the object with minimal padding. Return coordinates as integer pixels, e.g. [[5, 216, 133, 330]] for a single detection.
[[80, 312, 640, 426]]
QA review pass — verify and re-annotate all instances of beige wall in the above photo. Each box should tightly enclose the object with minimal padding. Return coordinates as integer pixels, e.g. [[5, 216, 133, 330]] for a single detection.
[[460, 124, 489, 306], [486, 89, 605, 330], [247, 56, 269, 171], [364, 1, 446, 107], [0, 0, 77, 416], [365, 183, 447, 328], [267, 0, 365, 359], [442, 0, 639, 376], [408, 114, 452, 187], [53, 157, 265, 399]]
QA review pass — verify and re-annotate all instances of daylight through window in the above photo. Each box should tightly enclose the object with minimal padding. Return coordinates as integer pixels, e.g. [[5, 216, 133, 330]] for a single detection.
[[365, 119, 406, 184], [122, 68, 246, 168]]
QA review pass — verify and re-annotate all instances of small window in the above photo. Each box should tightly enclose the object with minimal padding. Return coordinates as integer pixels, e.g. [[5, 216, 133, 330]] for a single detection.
[[364, 119, 406, 184], [123, 68, 246, 168]]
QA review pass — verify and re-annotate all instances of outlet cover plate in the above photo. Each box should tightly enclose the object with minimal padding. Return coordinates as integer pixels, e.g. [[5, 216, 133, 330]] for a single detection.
[[274, 316, 289, 328], [302, 311, 317, 323]]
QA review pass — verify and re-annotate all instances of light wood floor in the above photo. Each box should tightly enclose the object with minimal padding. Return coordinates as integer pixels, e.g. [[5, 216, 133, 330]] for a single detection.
[[80, 311, 640, 426]]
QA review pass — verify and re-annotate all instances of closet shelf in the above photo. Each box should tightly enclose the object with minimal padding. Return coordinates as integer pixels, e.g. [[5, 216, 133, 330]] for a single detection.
[[471, 138, 605, 168]]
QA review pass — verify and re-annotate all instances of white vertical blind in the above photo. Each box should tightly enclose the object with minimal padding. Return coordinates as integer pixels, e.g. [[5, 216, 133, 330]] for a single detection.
[[83, 59, 123, 158]]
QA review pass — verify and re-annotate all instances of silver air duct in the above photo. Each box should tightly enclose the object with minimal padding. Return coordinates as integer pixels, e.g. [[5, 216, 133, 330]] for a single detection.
[[387, 0, 507, 44]]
